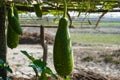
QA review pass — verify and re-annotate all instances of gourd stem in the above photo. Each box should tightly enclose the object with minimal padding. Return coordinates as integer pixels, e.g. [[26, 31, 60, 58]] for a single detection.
[[63, 0, 67, 18]]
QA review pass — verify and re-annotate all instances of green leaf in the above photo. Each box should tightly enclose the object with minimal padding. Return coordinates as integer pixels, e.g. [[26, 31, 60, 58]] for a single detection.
[[43, 67, 52, 74], [0, 59, 4, 64], [40, 71, 49, 80], [0, 59, 4, 67], [0, 59, 12, 73], [4, 64, 13, 73], [29, 63, 45, 72], [0, 64, 2, 67], [33, 59, 46, 67], [43, 67, 58, 79], [21, 50, 35, 62], [29, 59, 46, 72]]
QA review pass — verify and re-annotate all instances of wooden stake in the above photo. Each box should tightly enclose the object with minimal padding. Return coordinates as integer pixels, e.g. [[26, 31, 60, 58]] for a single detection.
[[40, 25, 48, 63]]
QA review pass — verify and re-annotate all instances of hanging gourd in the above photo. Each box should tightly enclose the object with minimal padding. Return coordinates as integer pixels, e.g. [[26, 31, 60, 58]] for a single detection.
[[7, 24, 19, 49], [53, 0, 74, 78], [33, 1, 42, 18], [7, 3, 23, 35], [7, 2, 22, 49]]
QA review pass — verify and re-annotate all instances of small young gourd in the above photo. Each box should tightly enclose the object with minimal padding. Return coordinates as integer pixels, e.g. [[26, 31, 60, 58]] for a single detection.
[[7, 24, 19, 49], [33, 3, 42, 18]]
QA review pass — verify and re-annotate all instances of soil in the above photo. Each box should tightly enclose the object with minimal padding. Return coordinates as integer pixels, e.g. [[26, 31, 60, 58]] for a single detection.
[[9, 71, 120, 80], [19, 32, 54, 44], [7, 32, 120, 80]]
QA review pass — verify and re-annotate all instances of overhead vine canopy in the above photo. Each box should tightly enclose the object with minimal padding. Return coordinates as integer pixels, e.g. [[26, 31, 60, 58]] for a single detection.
[[3, 0, 120, 13], [0, 0, 120, 28], [1, 0, 118, 28]]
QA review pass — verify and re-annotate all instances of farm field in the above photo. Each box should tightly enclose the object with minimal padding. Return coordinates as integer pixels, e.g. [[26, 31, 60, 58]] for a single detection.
[[8, 44, 120, 80], [7, 23, 120, 80]]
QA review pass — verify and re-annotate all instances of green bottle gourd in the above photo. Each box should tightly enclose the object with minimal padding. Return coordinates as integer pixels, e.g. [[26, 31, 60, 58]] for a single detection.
[[53, 0, 74, 76], [34, 3, 42, 18], [7, 6, 23, 35], [7, 24, 19, 49], [53, 0, 74, 77]]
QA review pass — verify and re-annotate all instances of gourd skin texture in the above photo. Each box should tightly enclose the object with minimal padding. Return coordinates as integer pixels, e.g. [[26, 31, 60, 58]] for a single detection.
[[34, 4, 42, 18], [7, 7, 12, 22], [7, 7, 23, 35], [9, 16, 22, 35], [13, 7, 19, 20], [53, 17, 73, 77], [7, 24, 19, 49]]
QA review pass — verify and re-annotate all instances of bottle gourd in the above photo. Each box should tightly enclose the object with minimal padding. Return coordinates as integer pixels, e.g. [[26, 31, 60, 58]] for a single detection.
[[7, 6, 23, 35], [7, 24, 19, 49], [53, 17, 74, 77], [34, 3, 42, 18], [7, 4, 22, 49], [53, 0, 74, 76]]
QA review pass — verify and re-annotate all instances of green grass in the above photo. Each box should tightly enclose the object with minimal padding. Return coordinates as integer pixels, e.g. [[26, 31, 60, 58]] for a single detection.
[[73, 21, 120, 27], [99, 22, 120, 27], [100, 54, 120, 64], [71, 33, 120, 45]]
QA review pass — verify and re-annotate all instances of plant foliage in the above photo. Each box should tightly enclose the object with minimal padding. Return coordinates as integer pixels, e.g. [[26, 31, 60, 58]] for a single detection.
[[21, 50, 57, 80]]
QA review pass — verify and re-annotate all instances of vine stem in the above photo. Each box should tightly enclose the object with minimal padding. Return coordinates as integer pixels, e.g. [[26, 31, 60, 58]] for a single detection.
[[63, 0, 67, 17]]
